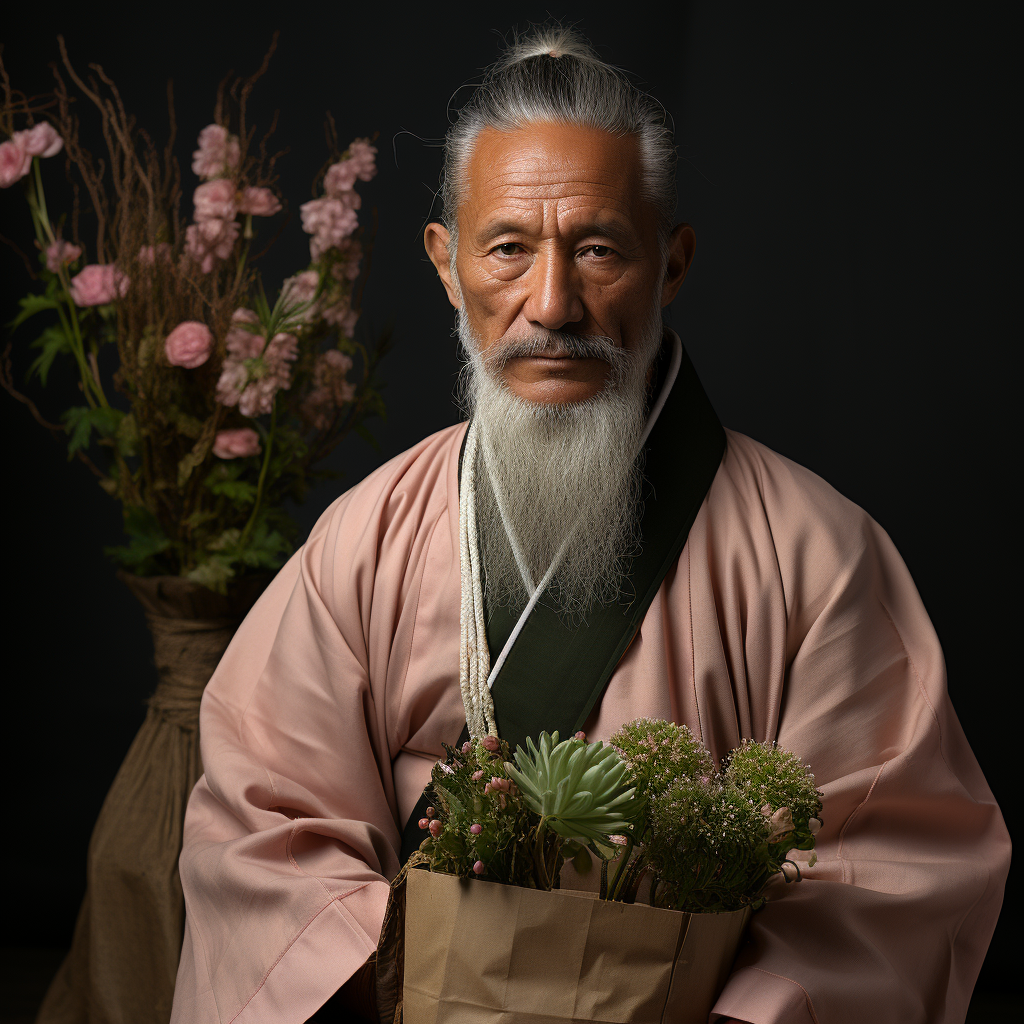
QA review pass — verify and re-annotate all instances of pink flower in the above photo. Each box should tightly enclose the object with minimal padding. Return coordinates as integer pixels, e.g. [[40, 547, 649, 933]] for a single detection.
[[417, 817, 429, 830], [237, 186, 281, 217], [138, 242, 172, 265], [471, 770, 484, 781], [428, 819, 442, 837], [185, 218, 240, 273], [323, 159, 358, 196], [574, 731, 587, 741], [0, 138, 32, 188], [472, 860, 485, 875], [307, 348, 356, 407], [481, 735, 500, 753], [335, 189, 362, 211], [469, 824, 483, 835], [212, 428, 261, 459], [165, 321, 214, 368], [281, 269, 320, 322], [299, 197, 358, 259], [264, 332, 299, 385], [45, 238, 82, 272], [239, 376, 282, 417], [194, 178, 237, 222], [192, 124, 240, 180], [215, 360, 249, 407], [347, 138, 378, 181], [225, 309, 264, 359], [18, 123, 63, 158], [461, 742, 472, 754], [68, 264, 129, 306]]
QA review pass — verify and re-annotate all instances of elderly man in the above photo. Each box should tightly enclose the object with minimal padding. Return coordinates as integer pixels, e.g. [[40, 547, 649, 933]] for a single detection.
[[171, 25, 1010, 1024]]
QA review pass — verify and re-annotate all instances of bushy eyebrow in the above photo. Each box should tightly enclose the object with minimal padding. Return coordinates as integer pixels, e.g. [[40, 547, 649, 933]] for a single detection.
[[477, 217, 639, 247]]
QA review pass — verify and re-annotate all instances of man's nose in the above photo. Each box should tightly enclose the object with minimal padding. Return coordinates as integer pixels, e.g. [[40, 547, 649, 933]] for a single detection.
[[522, 249, 585, 330]]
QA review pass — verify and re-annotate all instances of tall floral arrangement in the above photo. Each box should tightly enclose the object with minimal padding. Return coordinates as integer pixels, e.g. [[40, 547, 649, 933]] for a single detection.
[[0, 36, 390, 593]]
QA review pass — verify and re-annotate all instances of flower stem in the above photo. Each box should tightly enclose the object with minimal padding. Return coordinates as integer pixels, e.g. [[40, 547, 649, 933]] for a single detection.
[[607, 837, 634, 902], [239, 396, 276, 550]]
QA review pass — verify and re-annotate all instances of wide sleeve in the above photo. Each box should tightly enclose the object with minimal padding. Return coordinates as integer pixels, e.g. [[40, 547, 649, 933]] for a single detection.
[[711, 447, 1011, 1024], [170, 467, 419, 1024]]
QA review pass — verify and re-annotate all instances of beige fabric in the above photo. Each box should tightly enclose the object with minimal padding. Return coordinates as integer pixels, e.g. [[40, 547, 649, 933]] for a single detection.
[[36, 572, 271, 1024]]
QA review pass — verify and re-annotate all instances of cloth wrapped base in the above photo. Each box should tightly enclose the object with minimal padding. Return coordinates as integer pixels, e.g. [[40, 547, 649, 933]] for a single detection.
[[378, 866, 750, 1024], [35, 571, 271, 1024]]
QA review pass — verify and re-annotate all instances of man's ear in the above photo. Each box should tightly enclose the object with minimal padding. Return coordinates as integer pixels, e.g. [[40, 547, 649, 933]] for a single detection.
[[424, 222, 461, 310], [661, 223, 696, 307]]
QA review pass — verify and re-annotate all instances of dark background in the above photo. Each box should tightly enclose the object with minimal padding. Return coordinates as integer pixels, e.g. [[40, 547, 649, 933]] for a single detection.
[[1, 2, 1016, 1019]]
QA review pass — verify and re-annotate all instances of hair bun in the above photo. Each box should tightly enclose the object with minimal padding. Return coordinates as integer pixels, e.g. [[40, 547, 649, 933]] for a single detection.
[[500, 24, 600, 67]]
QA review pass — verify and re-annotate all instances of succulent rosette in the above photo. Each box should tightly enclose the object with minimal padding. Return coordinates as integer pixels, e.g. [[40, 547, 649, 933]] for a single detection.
[[504, 731, 641, 850]]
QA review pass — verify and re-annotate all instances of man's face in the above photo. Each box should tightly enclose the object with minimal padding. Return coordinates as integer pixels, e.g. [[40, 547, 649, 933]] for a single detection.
[[426, 121, 695, 405]]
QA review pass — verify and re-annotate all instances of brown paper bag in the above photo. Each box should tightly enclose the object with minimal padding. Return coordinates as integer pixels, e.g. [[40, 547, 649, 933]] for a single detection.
[[391, 868, 750, 1024]]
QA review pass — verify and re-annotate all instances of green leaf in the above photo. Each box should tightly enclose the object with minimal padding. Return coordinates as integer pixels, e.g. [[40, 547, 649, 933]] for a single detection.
[[25, 326, 73, 386], [170, 406, 205, 440], [102, 504, 172, 572], [8, 293, 59, 331], [177, 432, 215, 488], [183, 508, 218, 530], [60, 405, 124, 459], [209, 478, 258, 505]]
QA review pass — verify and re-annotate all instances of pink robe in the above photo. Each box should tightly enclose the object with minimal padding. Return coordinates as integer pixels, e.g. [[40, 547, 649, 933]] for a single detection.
[[171, 420, 1010, 1024]]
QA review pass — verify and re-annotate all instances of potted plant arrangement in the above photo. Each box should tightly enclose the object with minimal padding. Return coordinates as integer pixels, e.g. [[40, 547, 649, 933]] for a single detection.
[[376, 720, 823, 1024]]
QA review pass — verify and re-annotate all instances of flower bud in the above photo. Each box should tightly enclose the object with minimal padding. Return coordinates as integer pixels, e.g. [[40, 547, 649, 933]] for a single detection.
[[574, 731, 586, 741], [471, 770, 484, 781], [482, 735, 500, 753], [418, 818, 428, 830], [472, 860, 485, 874], [462, 741, 472, 754], [428, 819, 442, 837], [425, 807, 435, 818], [469, 824, 483, 835]]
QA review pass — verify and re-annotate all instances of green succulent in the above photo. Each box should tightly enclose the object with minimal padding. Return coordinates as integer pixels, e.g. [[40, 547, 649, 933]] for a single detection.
[[504, 731, 641, 852]]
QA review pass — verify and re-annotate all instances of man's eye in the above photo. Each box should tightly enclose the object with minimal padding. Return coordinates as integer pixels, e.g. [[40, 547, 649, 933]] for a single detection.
[[495, 243, 520, 255], [588, 245, 614, 258]]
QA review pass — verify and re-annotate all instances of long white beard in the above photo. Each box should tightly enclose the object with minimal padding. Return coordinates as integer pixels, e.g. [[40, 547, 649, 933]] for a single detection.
[[456, 295, 666, 620]]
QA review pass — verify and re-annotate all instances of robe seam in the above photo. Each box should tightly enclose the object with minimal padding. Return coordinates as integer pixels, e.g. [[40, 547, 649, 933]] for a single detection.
[[226, 891, 370, 1023], [878, 601, 960, 789], [747, 967, 820, 1023], [837, 760, 886, 884]]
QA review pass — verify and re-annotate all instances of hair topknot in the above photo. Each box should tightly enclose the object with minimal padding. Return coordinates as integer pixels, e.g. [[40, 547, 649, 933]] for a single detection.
[[492, 23, 602, 68]]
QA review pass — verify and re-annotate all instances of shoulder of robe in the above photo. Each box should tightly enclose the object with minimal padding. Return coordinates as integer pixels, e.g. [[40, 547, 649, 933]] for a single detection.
[[305, 422, 465, 552], [717, 429, 899, 610]]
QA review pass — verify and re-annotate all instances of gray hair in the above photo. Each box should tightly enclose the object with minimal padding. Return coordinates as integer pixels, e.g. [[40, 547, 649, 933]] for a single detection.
[[441, 23, 678, 291]]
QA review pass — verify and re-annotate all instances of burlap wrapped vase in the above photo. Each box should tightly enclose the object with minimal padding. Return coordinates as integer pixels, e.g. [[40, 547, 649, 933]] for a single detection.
[[376, 865, 751, 1024], [36, 570, 273, 1024]]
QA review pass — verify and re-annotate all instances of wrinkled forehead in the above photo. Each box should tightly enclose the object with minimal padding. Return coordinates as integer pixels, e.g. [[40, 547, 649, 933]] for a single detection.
[[459, 122, 653, 234]]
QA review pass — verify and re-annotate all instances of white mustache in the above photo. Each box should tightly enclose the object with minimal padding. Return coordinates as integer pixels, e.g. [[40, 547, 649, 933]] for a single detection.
[[482, 331, 627, 373]]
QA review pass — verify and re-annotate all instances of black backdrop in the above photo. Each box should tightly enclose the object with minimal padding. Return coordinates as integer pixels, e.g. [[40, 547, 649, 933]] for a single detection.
[[1, 0, 1015, 1006]]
